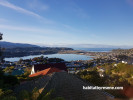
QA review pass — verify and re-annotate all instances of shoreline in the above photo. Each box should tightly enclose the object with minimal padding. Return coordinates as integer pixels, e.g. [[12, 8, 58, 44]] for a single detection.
[[4, 53, 94, 62], [4, 49, 112, 61]]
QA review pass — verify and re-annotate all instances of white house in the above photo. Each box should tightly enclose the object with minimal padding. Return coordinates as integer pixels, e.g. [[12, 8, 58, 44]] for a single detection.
[[31, 65, 35, 74], [122, 61, 127, 64]]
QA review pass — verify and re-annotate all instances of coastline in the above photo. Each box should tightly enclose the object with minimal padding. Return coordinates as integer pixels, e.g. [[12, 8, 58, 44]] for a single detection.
[[5, 53, 93, 62], [4, 49, 111, 60]]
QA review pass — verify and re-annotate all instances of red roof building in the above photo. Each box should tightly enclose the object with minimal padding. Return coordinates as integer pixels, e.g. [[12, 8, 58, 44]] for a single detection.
[[29, 67, 62, 77], [30, 63, 67, 77]]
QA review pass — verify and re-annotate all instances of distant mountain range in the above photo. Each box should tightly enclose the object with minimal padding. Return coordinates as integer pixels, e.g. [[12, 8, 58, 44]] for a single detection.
[[35, 43, 133, 49], [0, 41, 133, 49], [0, 41, 39, 48]]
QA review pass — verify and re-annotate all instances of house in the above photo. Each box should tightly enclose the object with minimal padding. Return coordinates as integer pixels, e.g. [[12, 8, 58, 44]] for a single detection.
[[122, 61, 127, 64], [99, 72, 105, 77], [113, 64, 117, 67], [12, 69, 24, 76], [30, 63, 67, 75], [99, 68, 105, 72], [97, 66, 105, 77], [29, 67, 61, 77]]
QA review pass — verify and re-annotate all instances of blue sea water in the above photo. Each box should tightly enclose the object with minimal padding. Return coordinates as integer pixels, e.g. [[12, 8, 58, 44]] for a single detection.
[[5, 54, 93, 62], [5, 48, 115, 62], [74, 48, 115, 52]]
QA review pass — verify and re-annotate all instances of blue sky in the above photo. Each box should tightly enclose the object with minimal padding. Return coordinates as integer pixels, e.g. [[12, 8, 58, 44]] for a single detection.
[[0, 0, 133, 46]]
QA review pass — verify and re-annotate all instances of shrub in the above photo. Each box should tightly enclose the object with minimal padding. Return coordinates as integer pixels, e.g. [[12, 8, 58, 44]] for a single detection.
[[2, 96, 17, 100], [18, 90, 30, 100]]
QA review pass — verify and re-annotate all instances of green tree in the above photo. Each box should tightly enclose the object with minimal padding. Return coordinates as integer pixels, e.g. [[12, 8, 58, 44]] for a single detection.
[[52, 97, 65, 100], [0, 89, 4, 99], [3, 66, 14, 74], [18, 90, 30, 100], [31, 87, 40, 100], [2, 96, 17, 100]]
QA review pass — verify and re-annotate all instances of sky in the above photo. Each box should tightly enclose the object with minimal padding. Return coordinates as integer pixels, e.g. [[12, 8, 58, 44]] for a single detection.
[[0, 0, 133, 47]]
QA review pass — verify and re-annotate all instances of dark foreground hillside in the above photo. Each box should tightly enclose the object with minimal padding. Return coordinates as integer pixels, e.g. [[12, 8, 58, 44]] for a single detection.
[[14, 72, 113, 100]]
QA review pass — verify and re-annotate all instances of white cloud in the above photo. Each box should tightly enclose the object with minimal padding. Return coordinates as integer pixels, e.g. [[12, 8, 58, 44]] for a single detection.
[[62, 24, 85, 33], [0, 0, 41, 18], [0, 18, 8, 22], [28, 0, 49, 11], [0, 0, 53, 24], [68, 1, 89, 19], [73, 7, 90, 19], [0, 24, 70, 36]]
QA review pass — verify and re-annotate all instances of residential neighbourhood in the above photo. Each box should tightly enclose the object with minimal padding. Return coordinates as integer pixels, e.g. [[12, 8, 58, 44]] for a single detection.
[[1, 0, 133, 99], [1, 53, 133, 77]]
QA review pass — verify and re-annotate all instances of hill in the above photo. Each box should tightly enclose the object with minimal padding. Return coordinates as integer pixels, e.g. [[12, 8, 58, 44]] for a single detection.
[[0, 41, 39, 48], [0, 41, 73, 58]]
